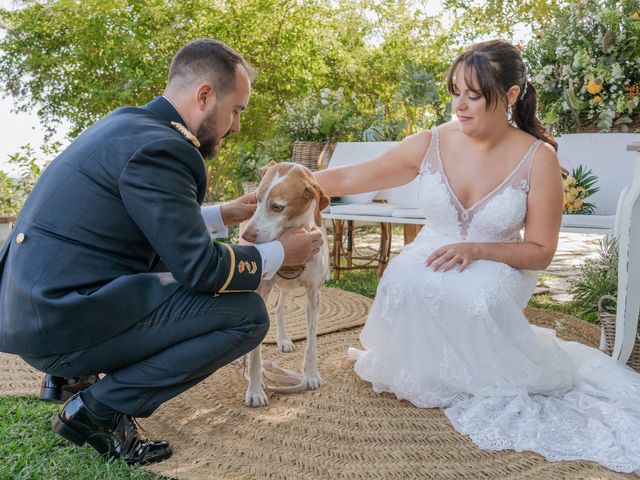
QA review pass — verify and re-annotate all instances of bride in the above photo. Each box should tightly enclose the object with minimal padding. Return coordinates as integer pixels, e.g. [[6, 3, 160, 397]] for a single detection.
[[315, 39, 640, 473]]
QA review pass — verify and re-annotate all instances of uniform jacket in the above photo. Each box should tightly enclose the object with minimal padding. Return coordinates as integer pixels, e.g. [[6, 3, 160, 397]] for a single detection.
[[0, 96, 262, 356]]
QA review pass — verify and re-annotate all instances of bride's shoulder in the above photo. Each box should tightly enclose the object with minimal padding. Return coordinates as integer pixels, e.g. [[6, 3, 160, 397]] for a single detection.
[[530, 140, 561, 186]]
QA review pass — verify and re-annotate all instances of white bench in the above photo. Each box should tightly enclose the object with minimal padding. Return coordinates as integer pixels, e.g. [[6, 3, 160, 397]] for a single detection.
[[322, 133, 640, 236], [558, 133, 639, 235]]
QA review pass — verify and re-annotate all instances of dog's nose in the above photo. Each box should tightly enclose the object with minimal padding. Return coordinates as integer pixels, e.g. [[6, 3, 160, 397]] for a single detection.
[[242, 231, 257, 243]]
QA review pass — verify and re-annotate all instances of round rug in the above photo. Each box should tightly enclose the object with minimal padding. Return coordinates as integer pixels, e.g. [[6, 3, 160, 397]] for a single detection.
[[143, 326, 629, 480]]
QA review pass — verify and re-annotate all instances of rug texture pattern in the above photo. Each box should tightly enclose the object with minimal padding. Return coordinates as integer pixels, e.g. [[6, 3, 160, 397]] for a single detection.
[[0, 288, 633, 479]]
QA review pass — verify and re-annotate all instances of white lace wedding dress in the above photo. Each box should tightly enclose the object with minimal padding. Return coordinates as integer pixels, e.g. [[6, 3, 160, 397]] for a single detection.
[[349, 127, 640, 473]]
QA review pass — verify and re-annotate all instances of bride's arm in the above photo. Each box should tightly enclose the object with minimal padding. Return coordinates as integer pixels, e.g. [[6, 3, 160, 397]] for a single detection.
[[314, 131, 431, 197], [428, 143, 563, 272]]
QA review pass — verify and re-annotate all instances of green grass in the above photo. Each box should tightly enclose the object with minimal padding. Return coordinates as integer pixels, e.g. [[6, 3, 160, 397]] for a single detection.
[[325, 267, 380, 298], [0, 396, 163, 480], [528, 294, 599, 324]]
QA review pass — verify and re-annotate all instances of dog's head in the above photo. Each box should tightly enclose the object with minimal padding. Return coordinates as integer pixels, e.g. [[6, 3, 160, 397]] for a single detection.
[[241, 161, 330, 244]]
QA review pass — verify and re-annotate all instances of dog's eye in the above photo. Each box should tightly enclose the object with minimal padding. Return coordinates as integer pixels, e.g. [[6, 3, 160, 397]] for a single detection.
[[271, 204, 285, 213]]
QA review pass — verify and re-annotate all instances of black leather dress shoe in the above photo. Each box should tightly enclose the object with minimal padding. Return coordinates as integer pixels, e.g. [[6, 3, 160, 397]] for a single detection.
[[52, 393, 173, 465], [39, 374, 100, 403]]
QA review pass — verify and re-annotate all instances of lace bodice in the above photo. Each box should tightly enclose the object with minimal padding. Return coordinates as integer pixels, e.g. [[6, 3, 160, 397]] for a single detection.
[[416, 127, 542, 242]]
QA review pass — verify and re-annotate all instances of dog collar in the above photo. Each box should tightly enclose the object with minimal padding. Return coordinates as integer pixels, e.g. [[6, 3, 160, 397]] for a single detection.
[[276, 265, 306, 280]]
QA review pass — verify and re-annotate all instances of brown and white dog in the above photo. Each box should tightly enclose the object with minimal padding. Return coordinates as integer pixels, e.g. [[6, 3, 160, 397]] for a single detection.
[[241, 161, 330, 407]]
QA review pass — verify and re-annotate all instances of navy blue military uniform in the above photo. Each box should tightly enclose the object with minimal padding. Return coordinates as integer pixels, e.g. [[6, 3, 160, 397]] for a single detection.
[[0, 97, 269, 416]]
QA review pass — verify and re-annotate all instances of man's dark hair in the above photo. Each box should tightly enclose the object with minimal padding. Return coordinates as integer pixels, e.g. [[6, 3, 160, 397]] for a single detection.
[[168, 39, 256, 96]]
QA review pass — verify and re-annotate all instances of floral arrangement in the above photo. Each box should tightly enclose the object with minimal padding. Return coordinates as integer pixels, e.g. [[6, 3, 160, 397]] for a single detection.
[[278, 88, 363, 142], [526, 0, 640, 133], [563, 165, 600, 214]]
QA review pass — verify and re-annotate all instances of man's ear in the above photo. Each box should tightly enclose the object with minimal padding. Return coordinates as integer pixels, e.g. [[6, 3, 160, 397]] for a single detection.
[[195, 83, 215, 111], [259, 160, 278, 178]]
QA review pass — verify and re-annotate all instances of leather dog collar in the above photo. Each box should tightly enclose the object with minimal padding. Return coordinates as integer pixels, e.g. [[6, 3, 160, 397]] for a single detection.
[[276, 265, 306, 280]]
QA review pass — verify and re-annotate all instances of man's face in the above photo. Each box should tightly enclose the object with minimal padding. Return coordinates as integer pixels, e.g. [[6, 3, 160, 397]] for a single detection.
[[196, 65, 251, 159]]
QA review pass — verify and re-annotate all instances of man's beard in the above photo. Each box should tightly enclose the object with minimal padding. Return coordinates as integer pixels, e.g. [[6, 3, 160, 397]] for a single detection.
[[196, 106, 226, 159]]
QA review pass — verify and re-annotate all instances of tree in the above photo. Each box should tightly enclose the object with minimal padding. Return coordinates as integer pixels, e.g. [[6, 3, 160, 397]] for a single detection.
[[2, 1, 561, 202]]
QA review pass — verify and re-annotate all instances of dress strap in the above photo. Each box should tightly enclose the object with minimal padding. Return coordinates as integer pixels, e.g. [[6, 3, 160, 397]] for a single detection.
[[419, 127, 439, 173], [524, 140, 545, 190]]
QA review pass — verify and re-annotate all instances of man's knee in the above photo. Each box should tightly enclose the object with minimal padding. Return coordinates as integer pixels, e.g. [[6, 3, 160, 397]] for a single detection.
[[243, 292, 270, 341]]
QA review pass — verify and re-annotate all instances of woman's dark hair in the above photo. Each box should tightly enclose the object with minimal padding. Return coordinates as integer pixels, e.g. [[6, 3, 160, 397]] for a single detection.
[[446, 39, 557, 151]]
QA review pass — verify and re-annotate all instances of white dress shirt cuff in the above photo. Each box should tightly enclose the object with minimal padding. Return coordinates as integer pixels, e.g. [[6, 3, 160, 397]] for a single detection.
[[254, 241, 285, 280], [201, 204, 228, 238]]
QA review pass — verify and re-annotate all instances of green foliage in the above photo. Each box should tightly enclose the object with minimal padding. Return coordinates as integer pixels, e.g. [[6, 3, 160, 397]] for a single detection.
[[0, 1, 567, 200], [444, 0, 560, 41], [0, 0, 462, 200], [278, 87, 361, 142], [0, 171, 21, 217], [0, 142, 59, 216], [525, 0, 640, 133], [230, 138, 289, 183], [569, 236, 619, 321], [363, 62, 451, 141], [0, 396, 160, 479]]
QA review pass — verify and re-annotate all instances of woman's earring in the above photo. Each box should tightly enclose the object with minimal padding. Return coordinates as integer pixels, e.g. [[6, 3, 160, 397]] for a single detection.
[[507, 104, 513, 122]]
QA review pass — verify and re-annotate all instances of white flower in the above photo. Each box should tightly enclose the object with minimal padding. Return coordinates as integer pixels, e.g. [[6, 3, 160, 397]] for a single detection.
[[611, 63, 623, 79], [543, 65, 554, 74]]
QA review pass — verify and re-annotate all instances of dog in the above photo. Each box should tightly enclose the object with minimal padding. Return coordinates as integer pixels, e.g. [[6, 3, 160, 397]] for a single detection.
[[241, 161, 330, 407]]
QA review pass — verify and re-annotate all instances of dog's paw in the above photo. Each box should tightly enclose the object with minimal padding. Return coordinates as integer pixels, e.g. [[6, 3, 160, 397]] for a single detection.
[[277, 338, 295, 353], [303, 373, 323, 390], [245, 389, 269, 407]]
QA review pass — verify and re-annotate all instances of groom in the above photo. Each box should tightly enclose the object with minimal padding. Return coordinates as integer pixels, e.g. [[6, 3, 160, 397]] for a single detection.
[[0, 39, 322, 464]]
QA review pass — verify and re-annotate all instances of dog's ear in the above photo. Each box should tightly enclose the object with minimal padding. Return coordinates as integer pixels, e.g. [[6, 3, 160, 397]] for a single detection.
[[305, 181, 330, 226], [259, 160, 278, 178]]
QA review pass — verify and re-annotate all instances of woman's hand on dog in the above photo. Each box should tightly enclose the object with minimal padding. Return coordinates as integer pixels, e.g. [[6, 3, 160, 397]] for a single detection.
[[220, 192, 258, 225], [279, 227, 323, 266]]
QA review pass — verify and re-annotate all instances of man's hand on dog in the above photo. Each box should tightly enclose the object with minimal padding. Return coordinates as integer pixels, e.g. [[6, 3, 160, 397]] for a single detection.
[[220, 192, 257, 225], [278, 227, 323, 266]]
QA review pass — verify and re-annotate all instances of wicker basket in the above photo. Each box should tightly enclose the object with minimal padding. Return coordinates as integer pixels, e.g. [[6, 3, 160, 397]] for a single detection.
[[291, 141, 326, 172], [598, 295, 640, 372]]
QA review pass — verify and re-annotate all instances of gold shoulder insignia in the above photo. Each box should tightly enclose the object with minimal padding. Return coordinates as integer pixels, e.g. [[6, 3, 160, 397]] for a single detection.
[[170, 121, 201, 148], [250, 261, 258, 275]]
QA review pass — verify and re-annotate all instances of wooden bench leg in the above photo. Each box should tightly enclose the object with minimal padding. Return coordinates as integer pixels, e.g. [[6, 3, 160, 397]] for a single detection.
[[331, 219, 343, 280], [403, 224, 423, 245], [376, 222, 392, 277], [346, 220, 354, 267]]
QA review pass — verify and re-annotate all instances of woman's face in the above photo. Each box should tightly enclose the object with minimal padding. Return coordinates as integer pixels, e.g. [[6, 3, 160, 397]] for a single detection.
[[451, 65, 508, 136]]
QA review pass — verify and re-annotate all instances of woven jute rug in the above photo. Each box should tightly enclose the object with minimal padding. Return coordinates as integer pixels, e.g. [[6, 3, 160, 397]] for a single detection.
[[262, 286, 371, 344], [0, 295, 633, 479]]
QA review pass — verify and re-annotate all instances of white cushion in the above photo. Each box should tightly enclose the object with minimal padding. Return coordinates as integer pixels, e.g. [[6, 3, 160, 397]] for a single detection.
[[328, 203, 395, 216], [561, 214, 615, 228], [392, 208, 425, 218], [342, 191, 378, 204], [557, 133, 639, 215]]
